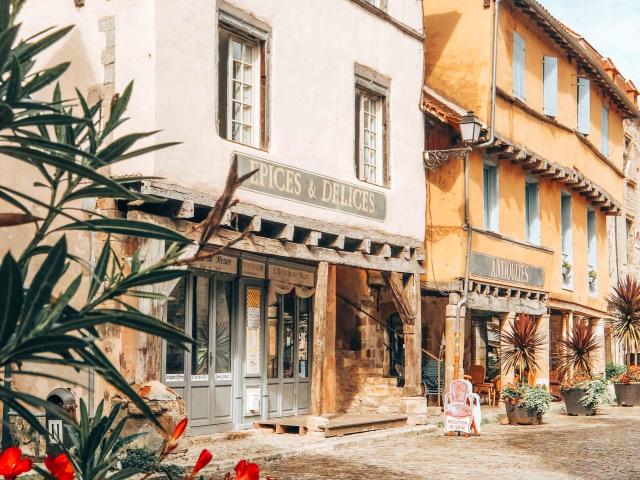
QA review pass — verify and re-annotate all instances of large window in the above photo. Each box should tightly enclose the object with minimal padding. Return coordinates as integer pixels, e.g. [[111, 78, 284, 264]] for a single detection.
[[165, 278, 187, 382], [355, 65, 389, 187], [577, 77, 591, 135], [542, 56, 558, 116], [218, 10, 269, 148], [587, 209, 597, 294], [483, 160, 499, 232], [513, 31, 526, 101], [561, 192, 573, 288], [525, 178, 540, 245]]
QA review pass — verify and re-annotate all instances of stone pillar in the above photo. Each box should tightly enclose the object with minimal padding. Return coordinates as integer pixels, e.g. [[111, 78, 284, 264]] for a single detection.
[[311, 261, 329, 416], [590, 317, 606, 377], [322, 265, 337, 414], [535, 314, 550, 388], [444, 303, 465, 389], [403, 271, 422, 397]]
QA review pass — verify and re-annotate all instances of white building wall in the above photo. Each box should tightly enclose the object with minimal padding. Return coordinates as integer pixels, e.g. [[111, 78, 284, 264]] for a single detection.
[[18, 0, 426, 241]]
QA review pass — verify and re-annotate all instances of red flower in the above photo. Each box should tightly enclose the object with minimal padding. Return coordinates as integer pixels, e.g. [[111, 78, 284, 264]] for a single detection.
[[165, 417, 188, 453], [44, 453, 74, 480], [234, 460, 260, 480], [0, 447, 32, 480], [187, 449, 213, 479]]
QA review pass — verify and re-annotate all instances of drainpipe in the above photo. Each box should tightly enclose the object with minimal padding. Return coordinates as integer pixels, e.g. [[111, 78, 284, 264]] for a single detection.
[[453, 0, 500, 380]]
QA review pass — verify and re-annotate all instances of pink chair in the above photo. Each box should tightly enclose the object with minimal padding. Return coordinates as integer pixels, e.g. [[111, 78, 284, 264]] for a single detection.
[[443, 379, 480, 437]]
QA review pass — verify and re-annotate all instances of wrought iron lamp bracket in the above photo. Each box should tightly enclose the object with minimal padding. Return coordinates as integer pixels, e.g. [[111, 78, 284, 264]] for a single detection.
[[423, 147, 472, 172]]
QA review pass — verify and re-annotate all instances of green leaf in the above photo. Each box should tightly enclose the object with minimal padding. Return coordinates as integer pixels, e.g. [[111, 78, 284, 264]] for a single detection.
[[0, 252, 22, 345], [2, 133, 103, 165], [18, 236, 66, 333], [119, 269, 188, 291], [0, 187, 30, 214], [102, 81, 133, 139], [114, 141, 182, 163], [64, 185, 164, 203], [6, 53, 22, 102], [97, 131, 158, 164], [10, 113, 81, 128], [0, 145, 138, 199], [89, 238, 110, 301], [0, 385, 72, 437], [55, 218, 192, 244], [0, 0, 10, 32], [41, 274, 81, 329], [14, 25, 73, 63], [0, 23, 19, 70], [22, 62, 70, 97]]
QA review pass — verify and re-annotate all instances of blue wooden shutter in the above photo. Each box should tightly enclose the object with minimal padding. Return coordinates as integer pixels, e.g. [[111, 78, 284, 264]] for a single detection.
[[601, 106, 609, 155], [513, 32, 526, 100], [577, 77, 590, 134], [543, 56, 558, 116]]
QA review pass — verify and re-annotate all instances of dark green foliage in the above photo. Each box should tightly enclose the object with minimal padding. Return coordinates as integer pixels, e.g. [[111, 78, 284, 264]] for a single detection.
[[120, 448, 186, 479], [606, 362, 627, 379], [607, 274, 640, 367]]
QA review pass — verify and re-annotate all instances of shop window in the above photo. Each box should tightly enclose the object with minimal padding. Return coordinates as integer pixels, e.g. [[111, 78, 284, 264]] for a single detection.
[[561, 192, 573, 288], [282, 294, 295, 378], [542, 56, 558, 116], [191, 276, 210, 381], [525, 178, 540, 245], [577, 77, 591, 135], [215, 280, 233, 376], [587, 209, 597, 294], [355, 64, 390, 187], [267, 300, 279, 379], [165, 278, 187, 382], [483, 160, 499, 232], [245, 286, 262, 376], [298, 298, 310, 378], [218, 9, 269, 148], [513, 31, 526, 101]]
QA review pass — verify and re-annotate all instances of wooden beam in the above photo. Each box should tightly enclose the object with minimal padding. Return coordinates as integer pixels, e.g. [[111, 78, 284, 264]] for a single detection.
[[322, 265, 337, 414], [356, 238, 372, 254], [275, 224, 294, 241], [311, 261, 329, 417], [302, 230, 321, 246], [175, 199, 195, 219], [372, 243, 391, 258], [248, 216, 262, 232], [327, 234, 345, 250]]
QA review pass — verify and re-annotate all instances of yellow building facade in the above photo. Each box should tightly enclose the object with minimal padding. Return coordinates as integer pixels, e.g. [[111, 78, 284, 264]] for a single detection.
[[421, 0, 639, 391]]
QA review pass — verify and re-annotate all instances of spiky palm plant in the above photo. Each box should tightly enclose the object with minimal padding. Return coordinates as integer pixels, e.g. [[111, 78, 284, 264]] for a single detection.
[[554, 321, 600, 377], [499, 314, 546, 386], [607, 274, 640, 368]]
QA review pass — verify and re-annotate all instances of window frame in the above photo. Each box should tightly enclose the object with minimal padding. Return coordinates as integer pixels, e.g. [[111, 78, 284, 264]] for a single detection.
[[483, 159, 499, 232], [561, 192, 573, 289], [542, 55, 558, 117], [577, 76, 591, 135], [513, 31, 526, 102], [354, 64, 390, 187], [601, 104, 609, 156], [217, 7, 270, 150], [586, 208, 597, 294]]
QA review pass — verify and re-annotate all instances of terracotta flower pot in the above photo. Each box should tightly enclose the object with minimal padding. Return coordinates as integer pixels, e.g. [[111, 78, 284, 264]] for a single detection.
[[562, 389, 596, 416], [504, 398, 542, 425], [614, 383, 640, 407]]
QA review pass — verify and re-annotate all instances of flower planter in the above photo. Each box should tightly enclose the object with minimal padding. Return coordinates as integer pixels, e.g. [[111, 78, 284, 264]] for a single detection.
[[562, 389, 596, 416], [614, 383, 640, 407], [504, 399, 543, 425]]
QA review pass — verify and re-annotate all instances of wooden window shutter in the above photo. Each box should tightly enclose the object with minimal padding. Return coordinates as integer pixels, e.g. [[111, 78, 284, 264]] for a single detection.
[[543, 56, 558, 116], [601, 106, 609, 155], [577, 77, 591, 135], [513, 32, 526, 101], [218, 30, 230, 139]]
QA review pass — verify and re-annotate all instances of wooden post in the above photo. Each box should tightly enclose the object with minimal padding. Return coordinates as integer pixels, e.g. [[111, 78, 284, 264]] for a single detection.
[[311, 261, 329, 416], [536, 314, 550, 387], [322, 265, 337, 413], [403, 271, 422, 396]]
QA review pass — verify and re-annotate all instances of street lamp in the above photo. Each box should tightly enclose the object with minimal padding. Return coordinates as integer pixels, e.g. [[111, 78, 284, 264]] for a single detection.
[[459, 111, 483, 145]]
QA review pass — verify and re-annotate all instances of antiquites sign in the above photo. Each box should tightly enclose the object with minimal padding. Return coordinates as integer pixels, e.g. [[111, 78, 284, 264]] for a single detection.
[[236, 153, 387, 221], [469, 252, 544, 288]]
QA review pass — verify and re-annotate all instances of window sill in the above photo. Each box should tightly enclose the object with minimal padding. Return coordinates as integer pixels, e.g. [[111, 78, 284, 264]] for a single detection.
[[221, 136, 269, 153], [357, 178, 391, 190]]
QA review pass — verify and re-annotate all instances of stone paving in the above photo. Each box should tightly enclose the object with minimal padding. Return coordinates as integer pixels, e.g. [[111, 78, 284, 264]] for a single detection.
[[184, 406, 640, 479]]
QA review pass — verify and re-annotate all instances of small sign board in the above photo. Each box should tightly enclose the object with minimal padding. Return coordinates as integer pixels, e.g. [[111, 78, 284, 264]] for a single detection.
[[242, 259, 266, 279], [268, 264, 315, 287], [469, 252, 544, 288], [191, 254, 238, 274]]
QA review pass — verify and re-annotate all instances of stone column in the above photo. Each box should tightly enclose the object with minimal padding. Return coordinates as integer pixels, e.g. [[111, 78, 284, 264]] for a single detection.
[[589, 317, 606, 377], [444, 303, 465, 389], [535, 314, 550, 388]]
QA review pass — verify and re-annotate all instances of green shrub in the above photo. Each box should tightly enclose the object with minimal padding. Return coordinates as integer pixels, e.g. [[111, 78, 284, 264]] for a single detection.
[[120, 448, 187, 479], [606, 363, 627, 379]]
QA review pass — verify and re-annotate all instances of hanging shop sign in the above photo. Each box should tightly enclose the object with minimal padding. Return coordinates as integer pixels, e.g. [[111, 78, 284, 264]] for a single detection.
[[268, 264, 315, 287], [191, 254, 238, 274], [242, 259, 266, 279], [236, 153, 387, 221], [469, 252, 544, 288]]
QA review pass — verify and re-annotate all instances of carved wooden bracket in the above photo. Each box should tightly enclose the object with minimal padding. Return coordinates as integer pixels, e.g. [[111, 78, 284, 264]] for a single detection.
[[382, 271, 417, 325]]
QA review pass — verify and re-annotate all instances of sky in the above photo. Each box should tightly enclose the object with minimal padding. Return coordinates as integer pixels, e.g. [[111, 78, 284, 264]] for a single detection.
[[540, 0, 640, 83]]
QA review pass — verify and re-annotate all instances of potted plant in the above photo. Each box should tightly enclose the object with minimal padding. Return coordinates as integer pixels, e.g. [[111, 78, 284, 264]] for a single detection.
[[611, 366, 640, 406], [501, 383, 553, 425], [499, 314, 549, 425], [607, 274, 640, 406], [562, 259, 572, 278], [555, 321, 610, 415], [588, 269, 597, 287]]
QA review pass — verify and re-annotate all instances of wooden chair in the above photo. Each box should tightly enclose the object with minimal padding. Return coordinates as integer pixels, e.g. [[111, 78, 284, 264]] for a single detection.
[[468, 365, 496, 406], [444, 379, 481, 437]]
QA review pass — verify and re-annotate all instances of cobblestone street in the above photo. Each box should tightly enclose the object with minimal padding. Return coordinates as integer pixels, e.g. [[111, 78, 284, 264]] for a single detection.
[[206, 407, 640, 480]]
